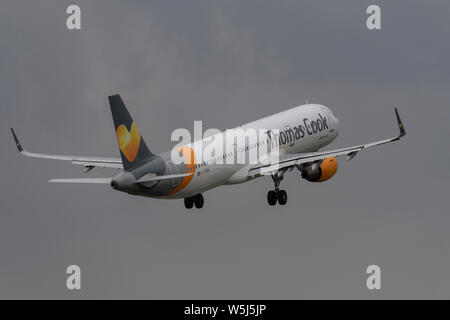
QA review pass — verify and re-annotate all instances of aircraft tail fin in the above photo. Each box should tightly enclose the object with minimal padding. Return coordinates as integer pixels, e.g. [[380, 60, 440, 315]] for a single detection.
[[108, 94, 154, 171]]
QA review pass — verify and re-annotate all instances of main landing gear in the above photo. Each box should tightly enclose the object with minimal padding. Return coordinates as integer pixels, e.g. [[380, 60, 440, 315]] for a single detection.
[[267, 171, 288, 206], [184, 194, 204, 209]]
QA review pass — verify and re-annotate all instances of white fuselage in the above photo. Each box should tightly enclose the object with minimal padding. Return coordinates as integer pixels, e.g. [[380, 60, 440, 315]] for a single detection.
[[167, 104, 339, 199]]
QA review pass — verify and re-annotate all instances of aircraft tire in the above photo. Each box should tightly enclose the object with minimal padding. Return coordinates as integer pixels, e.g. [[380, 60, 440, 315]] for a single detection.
[[277, 190, 287, 205], [267, 190, 277, 206], [194, 194, 204, 208]]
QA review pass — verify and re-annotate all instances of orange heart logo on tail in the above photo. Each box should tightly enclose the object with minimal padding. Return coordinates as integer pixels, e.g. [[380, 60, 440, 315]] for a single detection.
[[116, 122, 141, 162]]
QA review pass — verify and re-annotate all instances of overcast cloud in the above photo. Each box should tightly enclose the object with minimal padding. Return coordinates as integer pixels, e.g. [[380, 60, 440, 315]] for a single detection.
[[1, 0, 449, 299]]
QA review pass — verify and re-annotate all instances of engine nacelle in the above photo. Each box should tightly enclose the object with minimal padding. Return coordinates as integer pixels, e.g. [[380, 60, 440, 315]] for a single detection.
[[300, 157, 338, 182]]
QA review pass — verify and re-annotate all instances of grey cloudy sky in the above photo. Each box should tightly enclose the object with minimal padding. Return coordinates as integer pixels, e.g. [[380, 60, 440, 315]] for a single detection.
[[1, 0, 449, 299]]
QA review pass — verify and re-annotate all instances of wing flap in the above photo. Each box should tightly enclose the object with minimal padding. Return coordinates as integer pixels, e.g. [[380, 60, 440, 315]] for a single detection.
[[71, 161, 123, 169]]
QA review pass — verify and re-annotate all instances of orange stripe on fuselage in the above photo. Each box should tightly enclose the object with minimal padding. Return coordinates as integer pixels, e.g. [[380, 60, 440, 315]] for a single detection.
[[167, 146, 196, 196]]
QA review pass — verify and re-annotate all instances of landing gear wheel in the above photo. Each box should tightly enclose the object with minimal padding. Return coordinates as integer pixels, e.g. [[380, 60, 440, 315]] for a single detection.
[[277, 190, 287, 205], [184, 197, 194, 209], [267, 190, 277, 206], [193, 194, 204, 208]]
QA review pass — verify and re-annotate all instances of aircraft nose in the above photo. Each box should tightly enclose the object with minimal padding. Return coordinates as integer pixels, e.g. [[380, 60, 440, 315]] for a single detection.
[[333, 116, 340, 131]]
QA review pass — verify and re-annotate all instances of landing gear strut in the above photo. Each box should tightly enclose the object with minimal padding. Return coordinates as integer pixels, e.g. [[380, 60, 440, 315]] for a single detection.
[[184, 194, 204, 209], [267, 170, 288, 206]]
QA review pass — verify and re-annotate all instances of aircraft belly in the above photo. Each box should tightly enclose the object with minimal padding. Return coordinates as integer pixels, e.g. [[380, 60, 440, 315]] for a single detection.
[[169, 165, 236, 198]]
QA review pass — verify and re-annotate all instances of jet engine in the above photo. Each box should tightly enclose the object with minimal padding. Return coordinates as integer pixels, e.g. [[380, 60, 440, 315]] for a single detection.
[[299, 157, 337, 182]]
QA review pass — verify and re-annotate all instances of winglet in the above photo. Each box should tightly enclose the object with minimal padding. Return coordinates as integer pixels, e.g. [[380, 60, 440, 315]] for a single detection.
[[394, 108, 406, 138], [10, 128, 23, 152]]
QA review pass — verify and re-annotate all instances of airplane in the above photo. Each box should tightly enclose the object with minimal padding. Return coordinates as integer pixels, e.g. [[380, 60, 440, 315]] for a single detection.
[[11, 94, 406, 208]]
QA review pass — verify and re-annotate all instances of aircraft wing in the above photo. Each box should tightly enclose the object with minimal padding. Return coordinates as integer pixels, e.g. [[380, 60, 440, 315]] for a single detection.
[[248, 108, 406, 176], [10, 128, 123, 169]]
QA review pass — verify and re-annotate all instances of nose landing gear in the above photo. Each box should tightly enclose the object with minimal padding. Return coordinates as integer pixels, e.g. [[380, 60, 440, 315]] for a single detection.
[[267, 171, 288, 206], [184, 194, 204, 209], [267, 189, 287, 206]]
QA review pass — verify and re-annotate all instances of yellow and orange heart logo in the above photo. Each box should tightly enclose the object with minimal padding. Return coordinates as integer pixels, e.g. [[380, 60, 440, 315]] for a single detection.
[[116, 122, 141, 162]]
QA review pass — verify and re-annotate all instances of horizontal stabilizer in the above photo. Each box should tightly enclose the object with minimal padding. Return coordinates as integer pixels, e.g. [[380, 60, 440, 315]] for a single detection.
[[49, 178, 112, 184], [136, 172, 193, 183]]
